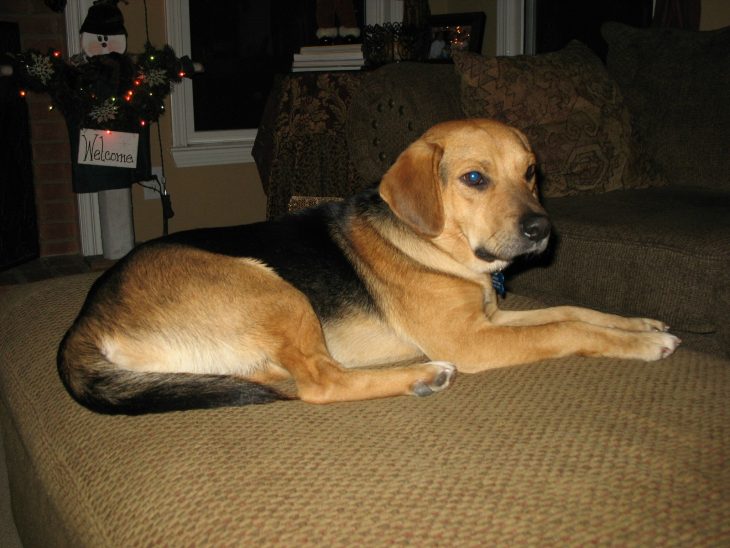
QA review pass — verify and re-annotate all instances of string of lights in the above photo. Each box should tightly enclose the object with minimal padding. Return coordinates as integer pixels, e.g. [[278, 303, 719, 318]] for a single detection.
[[9, 43, 193, 132], [6, 0, 195, 235]]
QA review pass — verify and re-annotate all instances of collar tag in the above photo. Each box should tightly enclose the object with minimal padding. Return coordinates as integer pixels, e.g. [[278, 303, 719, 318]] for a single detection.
[[492, 271, 506, 298]]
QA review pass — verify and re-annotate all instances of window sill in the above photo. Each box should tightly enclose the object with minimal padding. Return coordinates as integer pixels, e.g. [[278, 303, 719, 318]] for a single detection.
[[170, 140, 254, 168]]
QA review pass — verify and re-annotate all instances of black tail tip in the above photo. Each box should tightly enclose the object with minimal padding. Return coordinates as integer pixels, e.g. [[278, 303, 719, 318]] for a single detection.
[[63, 371, 293, 415]]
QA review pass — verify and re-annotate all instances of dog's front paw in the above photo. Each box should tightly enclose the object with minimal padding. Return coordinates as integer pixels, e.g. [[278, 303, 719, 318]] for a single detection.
[[636, 318, 670, 332], [410, 361, 456, 397], [619, 317, 670, 332], [633, 331, 682, 361]]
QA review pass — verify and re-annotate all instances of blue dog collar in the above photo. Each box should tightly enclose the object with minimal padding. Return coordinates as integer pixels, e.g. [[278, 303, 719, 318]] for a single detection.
[[492, 271, 506, 298]]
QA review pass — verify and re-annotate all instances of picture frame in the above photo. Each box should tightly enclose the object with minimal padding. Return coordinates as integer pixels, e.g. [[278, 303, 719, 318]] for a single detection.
[[427, 12, 486, 61]]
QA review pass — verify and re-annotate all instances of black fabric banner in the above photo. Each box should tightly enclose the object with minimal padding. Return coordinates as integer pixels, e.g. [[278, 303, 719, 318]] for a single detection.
[[66, 120, 151, 193]]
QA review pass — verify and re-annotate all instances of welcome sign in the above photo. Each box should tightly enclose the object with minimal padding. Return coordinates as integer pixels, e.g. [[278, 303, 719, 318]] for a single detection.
[[77, 128, 139, 169]]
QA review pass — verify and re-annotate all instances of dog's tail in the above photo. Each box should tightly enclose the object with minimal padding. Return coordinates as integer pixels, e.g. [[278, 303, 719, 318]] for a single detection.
[[57, 328, 290, 415]]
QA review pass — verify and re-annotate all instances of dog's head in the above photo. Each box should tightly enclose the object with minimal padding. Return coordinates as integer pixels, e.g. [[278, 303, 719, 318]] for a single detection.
[[379, 119, 550, 274]]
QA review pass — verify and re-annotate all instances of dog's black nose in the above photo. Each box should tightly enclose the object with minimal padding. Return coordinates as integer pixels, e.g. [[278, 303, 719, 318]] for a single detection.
[[521, 213, 551, 242]]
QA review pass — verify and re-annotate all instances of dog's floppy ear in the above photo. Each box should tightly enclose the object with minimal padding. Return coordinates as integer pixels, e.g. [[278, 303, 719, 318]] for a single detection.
[[379, 140, 445, 238]]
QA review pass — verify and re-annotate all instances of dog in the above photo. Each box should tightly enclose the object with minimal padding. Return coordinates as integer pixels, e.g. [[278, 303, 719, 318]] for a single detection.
[[58, 119, 680, 414]]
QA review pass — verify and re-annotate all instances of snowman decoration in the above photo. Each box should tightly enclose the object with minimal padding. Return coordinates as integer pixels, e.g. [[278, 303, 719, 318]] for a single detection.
[[80, 1, 128, 58], [78, 0, 138, 261], [74, 0, 137, 109], [3, 0, 194, 255]]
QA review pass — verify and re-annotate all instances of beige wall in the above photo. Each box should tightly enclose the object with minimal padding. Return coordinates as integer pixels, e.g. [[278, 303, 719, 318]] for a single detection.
[[700, 0, 730, 29], [119, 2, 267, 243]]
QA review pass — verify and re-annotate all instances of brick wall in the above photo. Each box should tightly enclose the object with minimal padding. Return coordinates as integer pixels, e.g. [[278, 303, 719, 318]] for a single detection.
[[2, 0, 81, 256]]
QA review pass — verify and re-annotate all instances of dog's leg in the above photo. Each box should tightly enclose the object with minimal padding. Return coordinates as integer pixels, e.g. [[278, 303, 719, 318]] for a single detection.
[[414, 319, 680, 374], [283, 352, 456, 403], [490, 307, 669, 332], [271, 311, 455, 403]]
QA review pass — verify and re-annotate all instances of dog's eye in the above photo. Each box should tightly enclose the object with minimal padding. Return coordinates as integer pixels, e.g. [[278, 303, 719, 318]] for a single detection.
[[461, 171, 487, 187], [526, 164, 536, 180]]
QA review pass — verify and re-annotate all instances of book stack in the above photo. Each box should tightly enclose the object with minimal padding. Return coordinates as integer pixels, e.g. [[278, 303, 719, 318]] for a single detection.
[[291, 43, 364, 73]]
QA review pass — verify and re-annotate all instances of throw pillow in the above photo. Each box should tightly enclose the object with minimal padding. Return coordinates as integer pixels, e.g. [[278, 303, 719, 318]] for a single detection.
[[346, 62, 463, 185], [452, 41, 665, 198], [602, 22, 730, 191]]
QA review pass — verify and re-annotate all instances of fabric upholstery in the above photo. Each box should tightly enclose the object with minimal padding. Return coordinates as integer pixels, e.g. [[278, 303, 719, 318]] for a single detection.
[[287, 195, 341, 212], [508, 186, 730, 355], [452, 42, 665, 198], [345, 62, 462, 184], [1, 274, 729, 545], [602, 22, 730, 191], [252, 71, 369, 219], [253, 64, 463, 220]]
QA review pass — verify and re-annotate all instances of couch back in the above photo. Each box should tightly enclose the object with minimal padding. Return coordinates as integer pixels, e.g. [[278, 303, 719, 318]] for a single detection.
[[252, 63, 462, 218], [602, 22, 730, 192], [253, 25, 729, 218], [344, 62, 462, 185]]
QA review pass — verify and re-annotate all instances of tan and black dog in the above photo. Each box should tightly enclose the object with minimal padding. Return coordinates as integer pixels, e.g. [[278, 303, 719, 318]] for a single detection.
[[58, 119, 680, 414]]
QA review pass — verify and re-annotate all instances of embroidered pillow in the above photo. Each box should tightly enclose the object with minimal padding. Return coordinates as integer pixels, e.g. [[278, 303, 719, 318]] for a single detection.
[[452, 42, 664, 198]]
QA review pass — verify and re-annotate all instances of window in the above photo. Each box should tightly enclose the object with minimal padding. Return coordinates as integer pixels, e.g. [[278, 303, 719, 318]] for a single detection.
[[166, 0, 255, 167], [166, 0, 401, 167]]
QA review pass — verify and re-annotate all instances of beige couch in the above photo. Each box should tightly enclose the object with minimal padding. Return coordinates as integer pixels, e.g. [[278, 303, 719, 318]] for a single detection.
[[1, 276, 730, 545]]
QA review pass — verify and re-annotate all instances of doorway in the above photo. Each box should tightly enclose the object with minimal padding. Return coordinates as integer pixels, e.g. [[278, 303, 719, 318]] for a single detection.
[[0, 21, 39, 270]]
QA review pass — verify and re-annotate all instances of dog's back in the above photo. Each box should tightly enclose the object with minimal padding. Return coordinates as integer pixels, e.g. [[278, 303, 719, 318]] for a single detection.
[[162, 196, 379, 320]]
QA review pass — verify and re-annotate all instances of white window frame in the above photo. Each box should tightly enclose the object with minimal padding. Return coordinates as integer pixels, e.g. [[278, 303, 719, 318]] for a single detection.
[[165, 0, 257, 167], [66, 0, 103, 256], [164, 0, 405, 168], [366, 0, 404, 23], [497, 0, 526, 56]]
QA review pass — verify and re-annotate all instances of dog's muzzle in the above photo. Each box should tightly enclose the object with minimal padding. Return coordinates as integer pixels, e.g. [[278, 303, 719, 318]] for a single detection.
[[473, 213, 551, 263]]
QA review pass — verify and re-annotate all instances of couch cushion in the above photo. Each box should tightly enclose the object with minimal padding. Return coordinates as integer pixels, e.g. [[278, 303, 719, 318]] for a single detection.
[[452, 42, 665, 198], [508, 187, 730, 355], [346, 62, 463, 185], [1, 274, 730, 544], [602, 22, 730, 191]]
